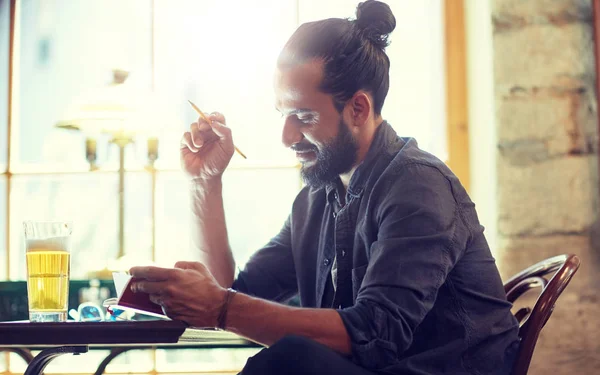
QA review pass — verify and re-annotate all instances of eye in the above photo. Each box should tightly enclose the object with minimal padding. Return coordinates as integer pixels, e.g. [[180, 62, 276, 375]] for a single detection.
[[297, 114, 318, 125]]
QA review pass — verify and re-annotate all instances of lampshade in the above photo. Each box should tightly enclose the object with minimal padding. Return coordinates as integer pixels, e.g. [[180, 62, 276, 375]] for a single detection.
[[56, 69, 167, 138]]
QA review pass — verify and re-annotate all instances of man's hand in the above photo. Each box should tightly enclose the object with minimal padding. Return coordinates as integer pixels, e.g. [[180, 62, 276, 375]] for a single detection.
[[129, 261, 227, 328], [131, 264, 352, 354], [180, 112, 235, 181]]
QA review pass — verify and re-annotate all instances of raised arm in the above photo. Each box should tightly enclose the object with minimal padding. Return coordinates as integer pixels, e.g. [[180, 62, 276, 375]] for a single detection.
[[180, 112, 235, 287]]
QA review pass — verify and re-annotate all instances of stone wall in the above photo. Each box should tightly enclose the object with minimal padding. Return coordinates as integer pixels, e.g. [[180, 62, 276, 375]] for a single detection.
[[492, 0, 600, 373]]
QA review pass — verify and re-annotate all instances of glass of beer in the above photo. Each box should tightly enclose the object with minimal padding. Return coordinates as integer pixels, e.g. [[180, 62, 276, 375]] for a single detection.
[[24, 221, 72, 322]]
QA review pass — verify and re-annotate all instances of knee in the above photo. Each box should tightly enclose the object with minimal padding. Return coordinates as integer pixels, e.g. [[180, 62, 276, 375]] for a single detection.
[[269, 335, 318, 356], [241, 335, 322, 375]]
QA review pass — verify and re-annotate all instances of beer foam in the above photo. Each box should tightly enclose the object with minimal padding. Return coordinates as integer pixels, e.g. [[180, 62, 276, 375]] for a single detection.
[[26, 236, 71, 252]]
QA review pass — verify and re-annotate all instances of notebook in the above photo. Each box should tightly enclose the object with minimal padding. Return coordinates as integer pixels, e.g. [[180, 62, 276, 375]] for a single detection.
[[111, 272, 169, 319]]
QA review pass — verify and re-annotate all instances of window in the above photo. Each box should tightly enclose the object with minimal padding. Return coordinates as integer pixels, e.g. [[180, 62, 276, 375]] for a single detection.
[[1, 0, 457, 373], [8, 0, 154, 280]]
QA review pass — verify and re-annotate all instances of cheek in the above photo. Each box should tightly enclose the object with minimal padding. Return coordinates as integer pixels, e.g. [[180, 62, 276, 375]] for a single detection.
[[303, 133, 325, 151], [300, 128, 318, 145]]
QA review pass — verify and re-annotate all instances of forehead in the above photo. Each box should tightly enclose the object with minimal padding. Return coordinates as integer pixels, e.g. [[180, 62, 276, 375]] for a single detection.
[[274, 60, 330, 111]]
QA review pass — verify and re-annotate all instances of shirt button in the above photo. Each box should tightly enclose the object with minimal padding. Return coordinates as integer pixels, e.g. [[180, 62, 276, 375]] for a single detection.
[[323, 258, 330, 266], [332, 212, 337, 218], [333, 192, 338, 200], [341, 250, 346, 257]]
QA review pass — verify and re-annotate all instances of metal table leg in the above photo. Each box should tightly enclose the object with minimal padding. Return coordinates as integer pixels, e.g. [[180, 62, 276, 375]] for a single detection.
[[24, 346, 88, 375]]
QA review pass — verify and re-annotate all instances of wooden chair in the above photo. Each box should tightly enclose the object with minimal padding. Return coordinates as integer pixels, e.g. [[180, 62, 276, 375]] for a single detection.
[[503, 254, 580, 375]]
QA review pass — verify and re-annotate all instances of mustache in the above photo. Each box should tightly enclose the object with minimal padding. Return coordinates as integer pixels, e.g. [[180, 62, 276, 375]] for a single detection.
[[291, 143, 318, 152]]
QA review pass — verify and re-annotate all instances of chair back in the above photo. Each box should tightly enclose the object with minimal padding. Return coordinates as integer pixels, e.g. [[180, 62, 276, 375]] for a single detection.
[[503, 254, 580, 375]]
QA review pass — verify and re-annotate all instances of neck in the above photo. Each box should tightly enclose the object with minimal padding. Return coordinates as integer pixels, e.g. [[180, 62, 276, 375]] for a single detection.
[[340, 168, 356, 189], [339, 117, 384, 188]]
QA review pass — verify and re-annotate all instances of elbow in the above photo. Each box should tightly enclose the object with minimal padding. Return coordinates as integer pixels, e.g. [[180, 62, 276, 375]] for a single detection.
[[337, 298, 414, 370]]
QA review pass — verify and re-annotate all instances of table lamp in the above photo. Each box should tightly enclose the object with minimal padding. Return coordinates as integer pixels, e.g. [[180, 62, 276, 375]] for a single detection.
[[56, 69, 161, 269]]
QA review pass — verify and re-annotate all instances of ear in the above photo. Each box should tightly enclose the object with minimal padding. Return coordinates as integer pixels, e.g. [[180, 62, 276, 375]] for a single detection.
[[345, 91, 372, 127]]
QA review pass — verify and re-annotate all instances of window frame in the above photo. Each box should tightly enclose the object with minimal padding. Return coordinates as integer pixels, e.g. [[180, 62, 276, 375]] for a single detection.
[[444, 0, 470, 191], [3, 0, 15, 280]]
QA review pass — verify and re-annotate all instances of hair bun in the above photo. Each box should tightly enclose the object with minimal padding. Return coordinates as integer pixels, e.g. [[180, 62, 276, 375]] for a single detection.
[[355, 0, 396, 48]]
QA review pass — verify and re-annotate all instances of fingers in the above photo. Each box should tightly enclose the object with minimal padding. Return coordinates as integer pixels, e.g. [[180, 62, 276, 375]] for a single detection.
[[179, 111, 233, 156], [131, 279, 169, 294], [209, 112, 226, 124], [129, 266, 174, 281], [196, 111, 230, 141], [180, 132, 198, 153], [174, 261, 207, 273], [190, 122, 204, 148], [185, 121, 221, 149], [194, 118, 230, 142], [195, 119, 213, 133], [209, 120, 232, 140]]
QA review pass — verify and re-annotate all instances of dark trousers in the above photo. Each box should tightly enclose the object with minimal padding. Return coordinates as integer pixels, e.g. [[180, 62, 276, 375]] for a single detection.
[[239, 335, 377, 375]]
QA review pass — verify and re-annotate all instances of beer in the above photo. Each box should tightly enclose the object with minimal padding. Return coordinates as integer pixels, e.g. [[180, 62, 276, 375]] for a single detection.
[[24, 222, 72, 322], [25, 233, 71, 321], [26, 249, 70, 312]]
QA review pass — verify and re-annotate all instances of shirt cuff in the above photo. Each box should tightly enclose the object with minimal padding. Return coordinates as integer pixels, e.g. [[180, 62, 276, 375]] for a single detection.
[[337, 303, 400, 370]]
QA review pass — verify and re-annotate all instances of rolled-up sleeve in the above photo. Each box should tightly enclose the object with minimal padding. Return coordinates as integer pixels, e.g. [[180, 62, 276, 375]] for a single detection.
[[232, 216, 298, 303], [337, 163, 465, 370]]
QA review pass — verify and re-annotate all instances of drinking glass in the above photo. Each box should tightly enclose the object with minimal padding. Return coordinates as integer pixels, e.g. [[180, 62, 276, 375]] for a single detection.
[[24, 221, 72, 322]]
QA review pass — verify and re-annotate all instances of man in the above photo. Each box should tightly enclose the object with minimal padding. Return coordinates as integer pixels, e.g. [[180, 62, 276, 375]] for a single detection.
[[130, 1, 520, 374]]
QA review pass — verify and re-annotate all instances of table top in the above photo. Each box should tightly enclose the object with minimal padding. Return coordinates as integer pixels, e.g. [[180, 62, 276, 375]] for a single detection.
[[0, 320, 254, 348]]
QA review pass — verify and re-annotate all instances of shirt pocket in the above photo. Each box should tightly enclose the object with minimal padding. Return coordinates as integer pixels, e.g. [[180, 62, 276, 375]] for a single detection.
[[351, 264, 368, 301]]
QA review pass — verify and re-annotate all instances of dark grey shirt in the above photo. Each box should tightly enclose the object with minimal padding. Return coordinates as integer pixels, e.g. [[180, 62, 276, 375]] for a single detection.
[[233, 121, 519, 374]]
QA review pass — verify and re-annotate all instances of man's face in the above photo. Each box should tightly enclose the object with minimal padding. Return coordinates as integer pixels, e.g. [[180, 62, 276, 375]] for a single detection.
[[275, 61, 359, 188]]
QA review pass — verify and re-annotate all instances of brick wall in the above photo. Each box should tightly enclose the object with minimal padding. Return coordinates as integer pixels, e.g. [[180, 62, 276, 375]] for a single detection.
[[492, 0, 600, 373]]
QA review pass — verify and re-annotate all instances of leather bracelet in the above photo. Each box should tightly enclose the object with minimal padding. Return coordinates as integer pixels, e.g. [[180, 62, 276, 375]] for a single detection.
[[216, 288, 237, 330]]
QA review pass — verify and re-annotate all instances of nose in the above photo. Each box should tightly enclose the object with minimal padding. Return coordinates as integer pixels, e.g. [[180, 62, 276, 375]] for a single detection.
[[281, 117, 303, 148]]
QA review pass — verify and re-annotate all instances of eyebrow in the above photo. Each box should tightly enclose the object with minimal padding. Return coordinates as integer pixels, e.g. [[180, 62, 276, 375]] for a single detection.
[[276, 107, 317, 116]]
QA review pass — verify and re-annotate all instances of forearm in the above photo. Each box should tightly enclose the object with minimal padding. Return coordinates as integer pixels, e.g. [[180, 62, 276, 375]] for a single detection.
[[190, 178, 235, 287], [224, 292, 352, 355]]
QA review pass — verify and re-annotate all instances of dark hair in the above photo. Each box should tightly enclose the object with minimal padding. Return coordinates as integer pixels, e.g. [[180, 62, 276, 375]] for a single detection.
[[277, 0, 396, 115]]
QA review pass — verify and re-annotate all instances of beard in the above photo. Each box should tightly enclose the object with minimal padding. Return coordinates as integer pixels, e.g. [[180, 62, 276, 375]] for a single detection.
[[298, 118, 359, 188]]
